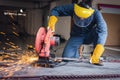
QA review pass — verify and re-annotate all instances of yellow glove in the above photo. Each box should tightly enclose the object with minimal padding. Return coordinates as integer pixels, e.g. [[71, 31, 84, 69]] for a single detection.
[[90, 44, 104, 64], [48, 16, 58, 32]]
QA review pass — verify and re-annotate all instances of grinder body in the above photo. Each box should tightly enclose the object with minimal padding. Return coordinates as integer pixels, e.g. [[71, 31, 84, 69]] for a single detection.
[[35, 27, 60, 58]]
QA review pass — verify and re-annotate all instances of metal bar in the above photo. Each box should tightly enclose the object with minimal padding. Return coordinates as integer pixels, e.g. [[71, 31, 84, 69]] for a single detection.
[[105, 47, 120, 52], [55, 57, 80, 61], [0, 74, 120, 79]]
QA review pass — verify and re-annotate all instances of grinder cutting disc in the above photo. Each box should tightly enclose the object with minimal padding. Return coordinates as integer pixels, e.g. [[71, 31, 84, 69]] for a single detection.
[[35, 27, 46, 54]]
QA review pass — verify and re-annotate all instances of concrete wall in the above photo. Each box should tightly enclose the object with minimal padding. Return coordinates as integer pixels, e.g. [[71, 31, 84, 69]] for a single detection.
[[24, 0, 72, 37], [50, 0, 72, 40], [50, 0, 72, 10], [93, 0, 120, 8], [78, 0, 120, 9], [103, 13, 120, 46], [55, 17, 71, 40], [25, 9, 43, 35]]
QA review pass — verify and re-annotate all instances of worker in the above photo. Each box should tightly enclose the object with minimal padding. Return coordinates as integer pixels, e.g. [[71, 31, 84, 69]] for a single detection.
[[48, 0, 107, 65]]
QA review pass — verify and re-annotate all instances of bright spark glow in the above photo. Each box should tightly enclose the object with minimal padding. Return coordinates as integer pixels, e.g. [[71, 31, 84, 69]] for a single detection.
[[0, 50, 38, 77], [20, 9, 23, 13]]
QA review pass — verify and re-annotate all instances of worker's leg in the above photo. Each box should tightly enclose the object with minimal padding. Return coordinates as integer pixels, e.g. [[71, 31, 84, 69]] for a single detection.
[[62, 37, 84, 58]]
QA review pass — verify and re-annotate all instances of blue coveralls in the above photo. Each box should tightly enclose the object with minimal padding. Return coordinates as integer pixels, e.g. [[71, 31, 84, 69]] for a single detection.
[[50, 4, 107, 58]]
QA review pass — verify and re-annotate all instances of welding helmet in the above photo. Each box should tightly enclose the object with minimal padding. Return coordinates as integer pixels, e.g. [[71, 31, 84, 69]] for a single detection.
[[74, 0, 94, 19]]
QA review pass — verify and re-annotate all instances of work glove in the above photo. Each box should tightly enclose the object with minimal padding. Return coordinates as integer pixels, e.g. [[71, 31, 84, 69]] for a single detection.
[[90, 44, 104, 65], [48, 16, 58, 32]]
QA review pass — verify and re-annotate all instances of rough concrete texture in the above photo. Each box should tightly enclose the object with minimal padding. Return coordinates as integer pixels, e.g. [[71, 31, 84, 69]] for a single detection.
[[12, 62, 120, 76]]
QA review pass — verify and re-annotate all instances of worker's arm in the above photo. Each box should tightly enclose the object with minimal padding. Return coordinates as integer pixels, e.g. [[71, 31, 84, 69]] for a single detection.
[[95, 9, 108, 45], [90, 10, 108, 65], [48, 4, 74, 32]]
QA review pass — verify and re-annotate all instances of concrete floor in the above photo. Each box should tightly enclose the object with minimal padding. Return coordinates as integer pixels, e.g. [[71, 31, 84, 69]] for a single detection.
[[11, 61, 120, 75], [0, 34, 120, 79]]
